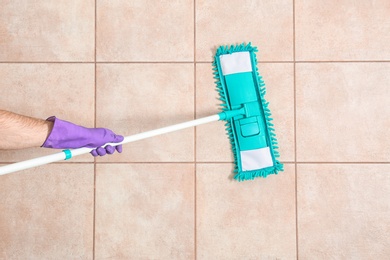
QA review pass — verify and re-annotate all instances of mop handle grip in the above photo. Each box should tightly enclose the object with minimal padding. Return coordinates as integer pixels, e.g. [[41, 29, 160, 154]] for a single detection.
[[0, 114, 223, 175]]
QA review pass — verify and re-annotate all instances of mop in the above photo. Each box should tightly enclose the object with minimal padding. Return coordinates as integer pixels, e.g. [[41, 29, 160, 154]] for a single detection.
[[0, 43, 283, 180], [214, 43, 283, 180]]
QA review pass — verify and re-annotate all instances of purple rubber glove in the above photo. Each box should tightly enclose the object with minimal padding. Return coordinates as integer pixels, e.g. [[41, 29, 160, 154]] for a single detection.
[[41, 116, 124, 157]]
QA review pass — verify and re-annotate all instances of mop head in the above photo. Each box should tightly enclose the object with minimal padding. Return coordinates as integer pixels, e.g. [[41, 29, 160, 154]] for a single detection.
[[213, 42, 283, 181]]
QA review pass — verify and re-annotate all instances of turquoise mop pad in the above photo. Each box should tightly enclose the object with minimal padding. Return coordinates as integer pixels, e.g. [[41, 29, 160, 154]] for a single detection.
[[214, 43, 283, 181]]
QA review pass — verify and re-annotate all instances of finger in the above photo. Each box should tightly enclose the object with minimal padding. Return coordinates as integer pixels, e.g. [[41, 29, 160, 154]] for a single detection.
[[105, 145, 115, 154], [90, 149, 99, 157], [97, 147, 107, 156], [116, 144, 123, 153]]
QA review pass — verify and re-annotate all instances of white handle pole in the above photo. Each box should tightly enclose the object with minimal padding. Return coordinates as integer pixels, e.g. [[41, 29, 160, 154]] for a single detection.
[[0, 114, 221, 175]]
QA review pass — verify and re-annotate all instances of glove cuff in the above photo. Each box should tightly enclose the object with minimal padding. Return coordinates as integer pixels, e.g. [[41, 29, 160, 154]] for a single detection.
[[41, 116, 88, 149], [41, 116, 57, 148]]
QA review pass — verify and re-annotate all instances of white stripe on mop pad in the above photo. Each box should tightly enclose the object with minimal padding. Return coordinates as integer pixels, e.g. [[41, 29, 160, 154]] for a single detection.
[[240, 147, 274, 171], [219, 51, 252, 75]]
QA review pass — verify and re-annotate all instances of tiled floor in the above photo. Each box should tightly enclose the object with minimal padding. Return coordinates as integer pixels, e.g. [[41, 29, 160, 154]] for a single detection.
[[1, 0, 390, 259]]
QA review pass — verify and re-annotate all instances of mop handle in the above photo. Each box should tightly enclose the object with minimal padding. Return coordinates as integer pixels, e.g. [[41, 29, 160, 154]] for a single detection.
[[0, 114, 225, 175]]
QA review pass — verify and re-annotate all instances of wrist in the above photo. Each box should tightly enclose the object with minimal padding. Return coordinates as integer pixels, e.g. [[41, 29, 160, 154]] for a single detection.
[[43, 119, 54, 144]]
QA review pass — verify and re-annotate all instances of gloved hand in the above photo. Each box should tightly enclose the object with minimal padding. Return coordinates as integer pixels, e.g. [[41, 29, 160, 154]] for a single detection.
[[41, 116, 124, 157]]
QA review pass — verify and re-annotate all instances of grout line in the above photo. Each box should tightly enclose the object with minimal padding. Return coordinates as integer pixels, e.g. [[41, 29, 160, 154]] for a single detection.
[[194, 164, 197, 260], [0, 162, 96, 165], [93, 163, 97, 260], [2, 161, 389, 165], [194, 68, 198, 258], [94, 161, 299, 164], [2, 60, 390, 64], [0, 61, 95, 64], [295, 60, 390, 63], [96, 61, 196, 64], [95, 161, 200, 164], [93, 0, 97, 259], [195, 61, 296, 64], [293, 0, 299, 259], [4, 161, 389, 165], [199, 60, 390, 63], [294, 161, 390, 164], [193, 1, 197, 258], [190, 60, 390, 64], [0, 61, 194, 64]]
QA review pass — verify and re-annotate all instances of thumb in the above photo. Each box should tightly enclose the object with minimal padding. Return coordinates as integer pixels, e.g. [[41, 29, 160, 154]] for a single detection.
[[112, 134, 124, 144], [100, 128, 124, 145]]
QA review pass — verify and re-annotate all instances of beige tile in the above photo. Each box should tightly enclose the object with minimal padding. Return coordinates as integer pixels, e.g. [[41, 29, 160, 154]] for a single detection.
[[97, 0, 194, 61], [0, 64, 95, 163], [95, 163, 194, 259], [296, 0, 390, 61], [96, 64, 194, 162], [257, 63, 295, 162], [0, 164, 94, 259], [196, 0, 293, 61], [297, 164, 390, 259], [195, 63, 234, 162], [196, 63, 294, 162], [296, 63, 390, 162], [0, 0, 94, 61], [196, 163, 296, 259]]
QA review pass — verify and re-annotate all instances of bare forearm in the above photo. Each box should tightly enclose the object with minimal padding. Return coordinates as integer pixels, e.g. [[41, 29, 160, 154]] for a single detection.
[[0, 110, 53, 149]]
